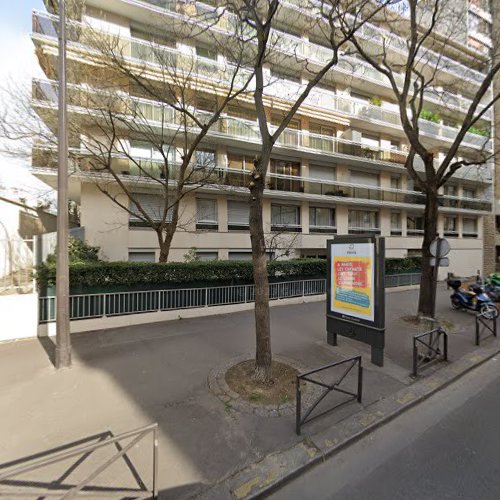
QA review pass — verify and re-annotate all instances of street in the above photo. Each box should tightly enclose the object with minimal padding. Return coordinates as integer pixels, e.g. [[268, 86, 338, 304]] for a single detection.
[[271, 356, 500, 500]]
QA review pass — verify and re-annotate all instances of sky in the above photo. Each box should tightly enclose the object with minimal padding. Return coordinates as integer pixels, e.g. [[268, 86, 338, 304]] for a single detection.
[[0, 0, 53, 205]]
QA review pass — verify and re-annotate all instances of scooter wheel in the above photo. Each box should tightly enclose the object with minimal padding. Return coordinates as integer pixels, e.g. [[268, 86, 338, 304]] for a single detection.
[[480, 303, 498, 320], [451, 298, 462, 310]]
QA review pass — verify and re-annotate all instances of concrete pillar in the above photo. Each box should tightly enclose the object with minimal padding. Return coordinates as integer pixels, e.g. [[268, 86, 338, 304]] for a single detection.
[[218, 195, 228, 233], [380, 208, 391, 236], [263, 198, 272, 233], [336, 205, 349, 235], [301, 201, 309, 234]]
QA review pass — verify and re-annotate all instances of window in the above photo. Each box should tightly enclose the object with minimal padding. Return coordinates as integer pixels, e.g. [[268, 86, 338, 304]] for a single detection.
[[269, 159, 301, 192], [407, 214, 424, 236], [195, 149, 216, 169], [196, 45, 217, 60], [463, 187, 476, 199], [348, 210, 379, 234], [227, 153, 254, 171], [196, 251, 218, 261], [463, 217, 478, 237], [349, 170, 379, 186], [228, 252, 252, 260], [128, 251, 156, 262], [226, 153, 254, 187], [391, 176, 400, 190], [228, 200, 249, 229], [444, 184, 457, 197], [309, 123, 336, 152], [309, 207, 336, 232], [444, 216, 457, 236], [129, 194, 171, 226], [196, 198, 217, 229], [271, 204, 301, 231], [270, 67, 301, 83], [391, 212, 402, 236]]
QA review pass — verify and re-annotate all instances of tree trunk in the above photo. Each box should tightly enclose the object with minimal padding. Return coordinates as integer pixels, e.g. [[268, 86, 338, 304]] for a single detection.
[[249, 173, 272, 382], [157, 227, 175, 263], [417, 187, 440, 317]]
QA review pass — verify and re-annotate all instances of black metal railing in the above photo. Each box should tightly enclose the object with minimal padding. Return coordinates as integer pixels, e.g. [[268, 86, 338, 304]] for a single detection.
[[296, 356, 363, 435], [0, 423, 158, 499], [412, 328, 448, 377], [475, 311, 498, 346]]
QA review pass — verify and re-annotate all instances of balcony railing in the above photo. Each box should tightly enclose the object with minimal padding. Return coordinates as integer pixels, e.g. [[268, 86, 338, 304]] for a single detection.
[[33, 79, 494, 189], [32, 143, 492, 213], [32, 10, 493, 150]]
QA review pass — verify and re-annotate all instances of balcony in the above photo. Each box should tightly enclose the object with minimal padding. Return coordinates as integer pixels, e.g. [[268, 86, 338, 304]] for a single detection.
[[309, 225, 337, 234], [33, 143, 492, 214], [32, 10, 493, 146]]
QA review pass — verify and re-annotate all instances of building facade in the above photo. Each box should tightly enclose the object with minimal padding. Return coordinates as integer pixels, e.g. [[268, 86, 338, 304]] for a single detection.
[[31, 0, 494, 277]]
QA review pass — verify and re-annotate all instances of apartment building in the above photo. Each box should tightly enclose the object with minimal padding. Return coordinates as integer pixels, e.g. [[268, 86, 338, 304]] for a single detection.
[[31, 0, 494, 277]]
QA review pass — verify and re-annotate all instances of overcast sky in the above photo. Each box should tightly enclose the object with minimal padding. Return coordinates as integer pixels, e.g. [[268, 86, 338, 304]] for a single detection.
[[0, 0, 52, 204]]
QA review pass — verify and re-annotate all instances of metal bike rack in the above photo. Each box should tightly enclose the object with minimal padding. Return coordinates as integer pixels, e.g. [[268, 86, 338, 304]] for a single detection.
[[475, 311, 498, 346], [296, 356, 363, 435], [412, 327, 448, 377]]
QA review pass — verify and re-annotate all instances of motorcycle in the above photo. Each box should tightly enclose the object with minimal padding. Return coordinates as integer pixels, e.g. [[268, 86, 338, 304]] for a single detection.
[[446, 279, 498, 319], [484, 273, 500, 302]]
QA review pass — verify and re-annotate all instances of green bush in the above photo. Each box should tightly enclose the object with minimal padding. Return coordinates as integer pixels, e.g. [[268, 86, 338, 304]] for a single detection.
[[419, 109, 440, 123], [46, 237, 100, 265], [385, 256, 422, 274], [36, 258, 328, 289], [467, 126, 490, 137], [36, 256, 421, 292]]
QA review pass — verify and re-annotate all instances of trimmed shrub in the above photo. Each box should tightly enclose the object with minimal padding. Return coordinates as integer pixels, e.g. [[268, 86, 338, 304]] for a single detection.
[[385, 256, 422, 274], [36, 258, 328, 290], [36, 256, 421, 293]]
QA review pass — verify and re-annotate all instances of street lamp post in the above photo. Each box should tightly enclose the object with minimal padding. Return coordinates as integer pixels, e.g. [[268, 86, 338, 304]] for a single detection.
[[55, 0, 71, 368]]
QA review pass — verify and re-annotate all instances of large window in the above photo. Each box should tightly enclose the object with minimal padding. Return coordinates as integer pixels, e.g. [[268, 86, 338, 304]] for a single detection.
[[309, 123, 336, 152], [195, 149, 216, 169], [309, 207, 336, 233], [391, 212, 402, 236], [444, 216, 458, 237], [269, 159, 302, 192], [463, 187, 476, 199], [129, 194, 171, 226], [196, 198, 217, 229], [271, 204, 301, 231], [348, 210, 379, 234], [407, 214, 424, 236], [228, 200, 249, 230], [463, 217, 478, 238], [226, 153, 254, 186]]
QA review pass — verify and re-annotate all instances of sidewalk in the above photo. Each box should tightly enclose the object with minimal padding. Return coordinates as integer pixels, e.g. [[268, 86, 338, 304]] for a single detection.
[[0, 285, 497, 499]]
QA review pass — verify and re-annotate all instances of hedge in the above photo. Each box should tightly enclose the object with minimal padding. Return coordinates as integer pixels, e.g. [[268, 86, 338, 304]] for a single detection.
[[36, 258, 328, 290], [385, 257, 422, 274], [36, 256, 421, 291]]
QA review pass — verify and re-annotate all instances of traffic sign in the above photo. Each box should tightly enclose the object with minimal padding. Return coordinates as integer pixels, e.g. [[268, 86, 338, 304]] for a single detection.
[[429, 238, 450, 258]]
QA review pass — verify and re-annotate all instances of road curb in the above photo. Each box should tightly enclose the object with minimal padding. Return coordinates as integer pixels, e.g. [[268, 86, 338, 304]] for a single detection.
[[198, 340, 500, 500]]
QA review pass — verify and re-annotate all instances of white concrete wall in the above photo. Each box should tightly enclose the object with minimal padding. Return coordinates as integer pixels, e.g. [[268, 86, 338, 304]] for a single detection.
[[0, 293, 39, 341]]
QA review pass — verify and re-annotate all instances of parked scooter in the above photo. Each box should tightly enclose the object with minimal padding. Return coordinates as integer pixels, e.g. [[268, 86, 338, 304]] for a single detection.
[[484, 273, 500, 302], [446, 279, 498, 319]]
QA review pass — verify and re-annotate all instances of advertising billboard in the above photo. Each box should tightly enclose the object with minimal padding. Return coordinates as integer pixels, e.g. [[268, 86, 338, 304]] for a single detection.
[[330, 242, 375, 322], [326, 236, 385, 366]]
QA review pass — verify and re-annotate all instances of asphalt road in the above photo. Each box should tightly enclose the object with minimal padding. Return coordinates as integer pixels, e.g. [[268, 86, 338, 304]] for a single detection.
[[271, 356, 500, 500]]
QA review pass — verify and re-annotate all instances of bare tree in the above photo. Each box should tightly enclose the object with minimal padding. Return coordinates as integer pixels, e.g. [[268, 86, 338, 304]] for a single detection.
[[340, 0, 499, 317], [212, 0, 390, 381], [4, 6, 255, 262]]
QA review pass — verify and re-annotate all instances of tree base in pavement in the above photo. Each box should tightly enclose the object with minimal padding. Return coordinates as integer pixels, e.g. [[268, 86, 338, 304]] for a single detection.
[[225, 360, 297, 406]]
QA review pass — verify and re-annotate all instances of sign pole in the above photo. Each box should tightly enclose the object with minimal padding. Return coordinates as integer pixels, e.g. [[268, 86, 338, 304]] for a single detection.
[[55, 0, 71, 369]]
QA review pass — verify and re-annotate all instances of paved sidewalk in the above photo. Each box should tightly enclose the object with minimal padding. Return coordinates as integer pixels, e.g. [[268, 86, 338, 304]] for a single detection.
[[0, 285, 496, 499]]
